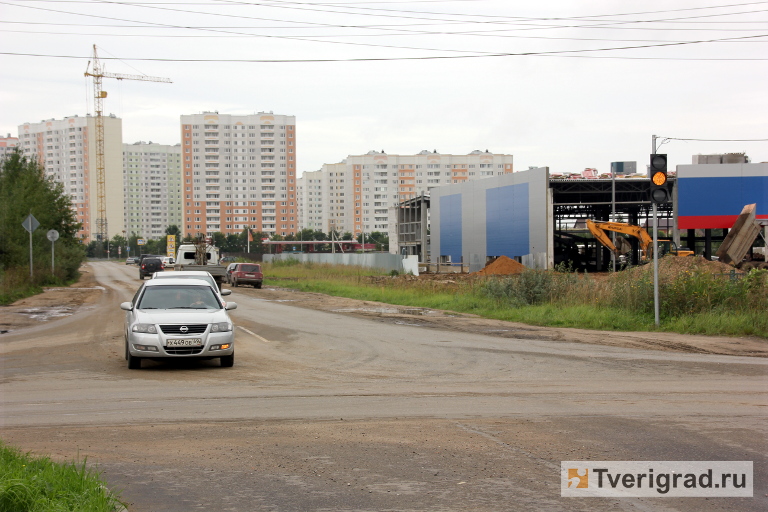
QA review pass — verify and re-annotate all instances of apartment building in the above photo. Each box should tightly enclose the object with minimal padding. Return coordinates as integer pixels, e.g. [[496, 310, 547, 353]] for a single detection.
[[18, 114, 124, 241], [180, 112, 297, 237], [123, 141, 183, 239], [0, 133, 19, 161], [298, 150, 513, 234], [297, 169, 333, 233]]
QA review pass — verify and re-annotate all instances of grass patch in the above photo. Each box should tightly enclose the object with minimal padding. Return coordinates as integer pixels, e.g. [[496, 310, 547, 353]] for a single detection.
[[0, 441, 124, 512], [262, 261, 768, 338], [0, 266, 82, 306]]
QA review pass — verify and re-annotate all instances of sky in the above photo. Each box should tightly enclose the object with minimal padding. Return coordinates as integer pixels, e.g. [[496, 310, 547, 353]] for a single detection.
[[1, 0, 767, 176]]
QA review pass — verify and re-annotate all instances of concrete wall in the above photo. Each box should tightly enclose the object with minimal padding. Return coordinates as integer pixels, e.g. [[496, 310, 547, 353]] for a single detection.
[[264, 253, 419, 275], [431, 167, 551, 272]]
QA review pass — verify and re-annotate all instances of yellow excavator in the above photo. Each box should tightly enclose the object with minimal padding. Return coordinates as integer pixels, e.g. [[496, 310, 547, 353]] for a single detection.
[[586, 220, 694, 262]]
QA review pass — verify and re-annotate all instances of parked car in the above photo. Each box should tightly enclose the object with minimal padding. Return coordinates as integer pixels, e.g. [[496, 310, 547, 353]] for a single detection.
[[224, 262, 238, 284], [139, 257, 164, 280], [219, 256, 236, 265], [152, 270, 231, 302], [120, 278, 238, 369], [161, 256, 175, 267], [230, 263, 263, 289], [125, 257, 138, 265]]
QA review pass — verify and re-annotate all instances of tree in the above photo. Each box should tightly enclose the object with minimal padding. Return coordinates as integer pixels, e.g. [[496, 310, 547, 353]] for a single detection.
[[361, 231, 389, 251], [0, 149, 85, 281]]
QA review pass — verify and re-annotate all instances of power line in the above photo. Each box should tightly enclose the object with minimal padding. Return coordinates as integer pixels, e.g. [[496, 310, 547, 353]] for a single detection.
[[661, 137, 768, 141], [3, 33, 768, 62]]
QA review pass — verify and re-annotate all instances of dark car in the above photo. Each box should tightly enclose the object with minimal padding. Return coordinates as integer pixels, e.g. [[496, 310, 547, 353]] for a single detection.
[[139, 257, 164, 280], [219, 256, 236, 265], [230, 263, 263, 289]]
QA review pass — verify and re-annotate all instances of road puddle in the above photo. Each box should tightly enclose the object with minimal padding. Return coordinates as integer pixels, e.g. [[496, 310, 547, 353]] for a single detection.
[[15, 306, 75, 321]]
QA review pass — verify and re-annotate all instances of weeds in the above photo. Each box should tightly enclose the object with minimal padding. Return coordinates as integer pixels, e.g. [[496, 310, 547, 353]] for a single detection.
[[262, 260, 767, 338], [0, 441, 124, 512]]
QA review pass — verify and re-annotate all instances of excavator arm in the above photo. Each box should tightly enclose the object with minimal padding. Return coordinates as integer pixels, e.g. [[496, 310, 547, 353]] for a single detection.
[[586, 220, 654, 260]]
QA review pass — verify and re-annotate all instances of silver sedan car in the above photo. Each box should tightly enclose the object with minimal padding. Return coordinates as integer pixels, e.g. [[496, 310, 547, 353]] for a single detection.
[[121, 278, 237, 369]]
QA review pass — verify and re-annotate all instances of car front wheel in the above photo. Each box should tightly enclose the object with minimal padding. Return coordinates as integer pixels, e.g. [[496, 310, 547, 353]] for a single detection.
[[220, 353, 234, 367], [127, 350, 142, 369]]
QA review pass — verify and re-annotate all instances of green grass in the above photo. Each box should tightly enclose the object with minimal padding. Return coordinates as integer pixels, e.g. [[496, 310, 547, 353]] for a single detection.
[[262, 261, 768, 338], [0, 441, 124, 512], [0, 266, 82, 306]]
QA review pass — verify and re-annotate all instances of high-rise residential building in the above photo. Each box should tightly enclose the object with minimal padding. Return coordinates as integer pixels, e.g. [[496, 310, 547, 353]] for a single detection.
[[180, 112, 297, 237], [0, 133, 19, 161], [18, 114, 124, 242], [297, 169, 330, 232], [123, 141, 183, 239], [297, 150, 513, 234]]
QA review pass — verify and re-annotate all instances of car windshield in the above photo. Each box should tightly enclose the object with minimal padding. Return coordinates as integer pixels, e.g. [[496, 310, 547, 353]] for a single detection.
[[239, 264, 261, 272], [138, 285, 221, 310], [155, 274, 217, 289]]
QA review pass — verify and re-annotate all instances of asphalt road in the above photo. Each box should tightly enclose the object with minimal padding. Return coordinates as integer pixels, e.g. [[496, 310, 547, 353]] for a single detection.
[[0, 261, 766, 511]]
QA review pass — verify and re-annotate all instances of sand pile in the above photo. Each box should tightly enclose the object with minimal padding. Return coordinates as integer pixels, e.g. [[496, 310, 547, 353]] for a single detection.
[[475, 255, 527, 276]]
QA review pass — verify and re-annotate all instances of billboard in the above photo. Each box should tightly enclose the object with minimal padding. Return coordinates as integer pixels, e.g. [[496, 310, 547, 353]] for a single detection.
[[677, 163, 768, 229]]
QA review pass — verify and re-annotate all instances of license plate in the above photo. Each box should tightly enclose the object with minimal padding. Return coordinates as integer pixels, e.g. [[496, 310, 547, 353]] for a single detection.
[[245, 274, 255, 277], [166, 338, 202, 347]]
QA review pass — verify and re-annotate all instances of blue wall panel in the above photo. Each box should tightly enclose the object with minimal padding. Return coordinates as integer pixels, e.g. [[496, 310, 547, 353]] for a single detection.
[[486, 184, 529, 257], [439, 194, 463, 262], [678, 176, 768, 228]]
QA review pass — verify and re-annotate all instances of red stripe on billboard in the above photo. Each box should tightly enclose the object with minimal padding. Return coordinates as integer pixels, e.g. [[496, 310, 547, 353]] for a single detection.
[[679, 214, 768, 230]]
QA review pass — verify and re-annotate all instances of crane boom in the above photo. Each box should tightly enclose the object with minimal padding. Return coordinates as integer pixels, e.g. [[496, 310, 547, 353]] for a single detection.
[[83, 44, 171, 245]]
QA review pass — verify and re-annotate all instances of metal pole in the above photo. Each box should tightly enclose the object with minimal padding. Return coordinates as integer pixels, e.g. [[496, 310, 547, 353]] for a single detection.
[[611, 167, 616, 271], [51, 240, 55, 274], [653, 203, 660, 326], [29, 229, 33, 278]]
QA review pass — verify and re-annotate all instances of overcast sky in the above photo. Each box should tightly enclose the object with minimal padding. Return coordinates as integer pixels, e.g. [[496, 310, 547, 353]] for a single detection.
[[2, 0, 766, 175]]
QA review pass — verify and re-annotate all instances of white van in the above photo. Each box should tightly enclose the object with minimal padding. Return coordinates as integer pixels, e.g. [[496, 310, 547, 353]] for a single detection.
[[175, 244, 220, 266]]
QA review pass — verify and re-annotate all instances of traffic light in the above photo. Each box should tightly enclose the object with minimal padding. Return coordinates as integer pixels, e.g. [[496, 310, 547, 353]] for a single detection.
[[649, 153, 670, 204]]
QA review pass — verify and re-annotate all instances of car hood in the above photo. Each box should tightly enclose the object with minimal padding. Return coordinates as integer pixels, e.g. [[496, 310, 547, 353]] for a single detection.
[[133, 309, 230, 324]]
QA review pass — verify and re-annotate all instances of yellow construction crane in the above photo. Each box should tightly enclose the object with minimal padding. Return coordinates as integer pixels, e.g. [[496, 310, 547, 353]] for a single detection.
[[84, 44, 172, 244]]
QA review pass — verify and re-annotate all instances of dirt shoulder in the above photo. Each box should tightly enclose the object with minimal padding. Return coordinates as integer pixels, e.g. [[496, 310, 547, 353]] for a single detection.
[[2, 263, 765, 358]]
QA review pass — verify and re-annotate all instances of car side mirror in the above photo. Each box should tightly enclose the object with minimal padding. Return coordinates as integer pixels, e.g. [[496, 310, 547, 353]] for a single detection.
[[225, 302, 238, 310], [120, 302, 133, 311], [220, 289, 232, 296]]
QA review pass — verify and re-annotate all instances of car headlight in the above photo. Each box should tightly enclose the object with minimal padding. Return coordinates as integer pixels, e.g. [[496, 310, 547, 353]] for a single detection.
[[211, 322, 232, 332], [132, 323, 158, 333]]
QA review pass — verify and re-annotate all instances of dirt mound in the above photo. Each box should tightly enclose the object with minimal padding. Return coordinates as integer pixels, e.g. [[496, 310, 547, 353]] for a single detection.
[[623, 255, 740, 282], [474, 255, 526, 276]]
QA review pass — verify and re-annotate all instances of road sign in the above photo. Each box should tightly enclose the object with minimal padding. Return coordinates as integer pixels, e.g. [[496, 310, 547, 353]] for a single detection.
[[22, 214, 40, 233], [137, 238, 146, 245], [47, 229, 59, 242]]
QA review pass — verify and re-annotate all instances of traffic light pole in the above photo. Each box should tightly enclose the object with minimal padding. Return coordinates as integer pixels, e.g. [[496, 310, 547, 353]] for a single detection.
[[653, 203, 660, 327]]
